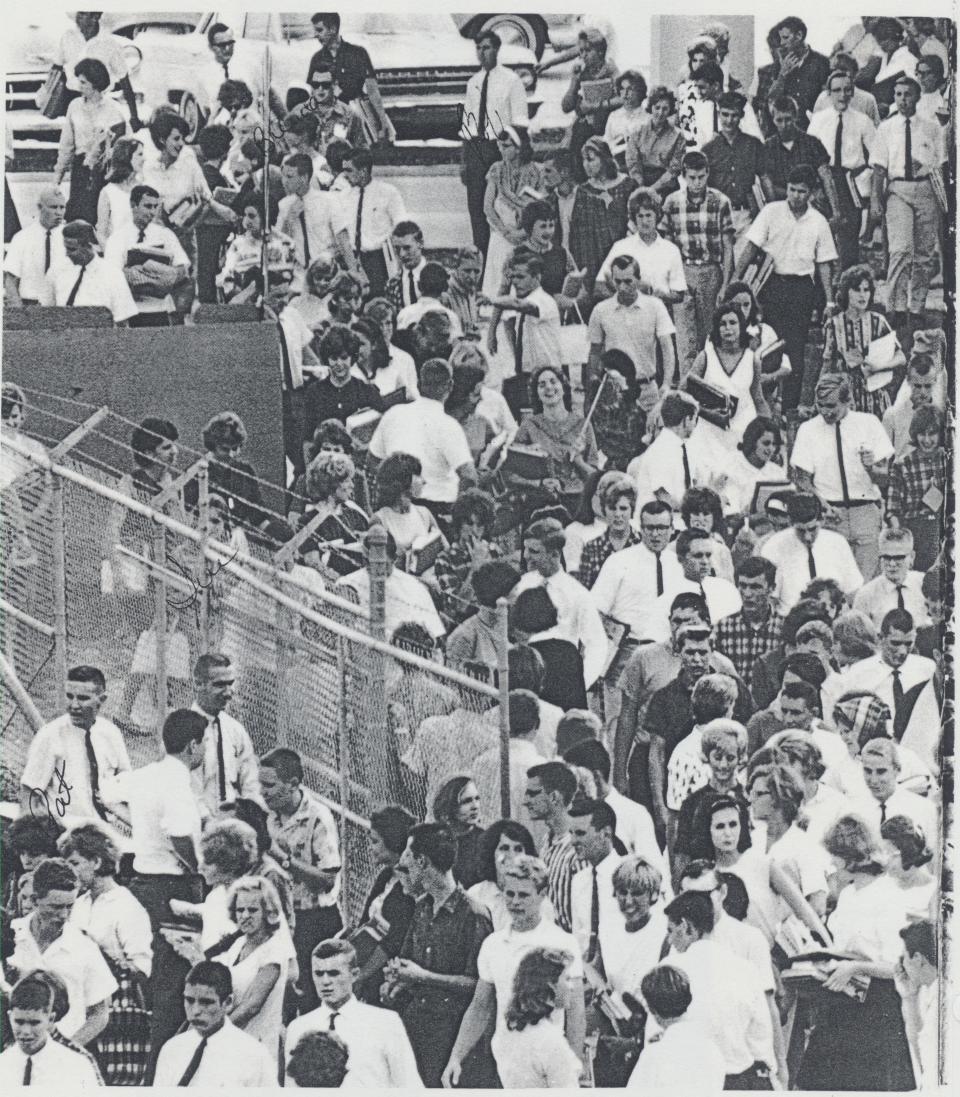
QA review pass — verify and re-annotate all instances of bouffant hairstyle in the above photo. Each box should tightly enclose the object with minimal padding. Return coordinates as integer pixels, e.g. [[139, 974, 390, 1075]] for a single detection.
[[505, 947, 572, 1032], [202, 411, 247, 453], [306, 450, 355, 503]]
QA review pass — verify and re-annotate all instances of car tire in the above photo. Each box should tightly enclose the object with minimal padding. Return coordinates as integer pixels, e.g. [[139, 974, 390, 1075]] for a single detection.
[[468, 14, 548, 59], [177, 91, 203, 143]]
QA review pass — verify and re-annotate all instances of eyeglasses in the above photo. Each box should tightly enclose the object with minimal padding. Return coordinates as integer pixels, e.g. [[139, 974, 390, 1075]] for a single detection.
[[312, 79, 334, 88], [879, 555, 909, 563]]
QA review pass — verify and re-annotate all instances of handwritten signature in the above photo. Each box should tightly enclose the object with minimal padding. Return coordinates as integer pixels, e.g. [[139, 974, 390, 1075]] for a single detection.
[[28, 763, 72, 824], [166, 549, 238, 611]]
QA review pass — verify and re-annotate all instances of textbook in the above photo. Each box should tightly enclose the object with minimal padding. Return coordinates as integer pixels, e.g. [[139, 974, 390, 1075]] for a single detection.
[[501, 444, 552, 480], [345, 407, 382, 444], [406, 530, 444, 576]]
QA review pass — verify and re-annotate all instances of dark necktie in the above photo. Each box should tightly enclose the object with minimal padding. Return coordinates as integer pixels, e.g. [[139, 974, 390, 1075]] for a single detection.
[[279, 322, 296, 389], [23, 1056, 32, 1085], [299, 211, 311, 266], [681, 443, 691, 489], [892, 669, 905, 722], [655, 551, 664, 596], [84, 728, 109, 822], [896, 586, 906, 611], [588, 866, 601, 963], [328, 1010, 340, 1031], [354, 185, 365, 253], [65, 263, 87, 306], [904, 117, 914, 181], [478, 70, 490, 140], [879, 799, 887, 824], [698, 581, 706, 600], [834, 113, 844, 168], [222, 61, 230, 80], [138, 225, 147, 243], [407, 269, 418, 304], [514, 312, 525, 374], [807, 546, 817, 579], [214, 716, 227, 804], [177, 1036, 208, 1086], [835, 421, 850, 504], [712, 101, 718, 135], [44, 229, 52, 273]]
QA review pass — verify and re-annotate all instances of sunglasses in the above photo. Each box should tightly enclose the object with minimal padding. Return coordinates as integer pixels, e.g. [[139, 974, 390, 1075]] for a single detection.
[[312, 79, 334, 88]]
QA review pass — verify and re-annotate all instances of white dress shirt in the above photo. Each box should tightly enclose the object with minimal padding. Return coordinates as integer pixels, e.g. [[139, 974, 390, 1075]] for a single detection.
[[709, 913, 776, 992], [104, 220, 190, 271], [510, 285, 563, 371], [835, 652, 936, 716], [396, 296, 463, 337], [40, 256, 138, 323], [596, 234, 687, 298], [629, 1014, 727, 1090], [10, 919, 117, 1040], [746, 201, 838, 276], [337, 566, 446, 640], [570, 850, 624, 965], [278, 190, 348, 269], [70, 886, 154, 978], [870, 111, 946, 178], [285, 997, 423, 1088], [853, 571, 930, 630], [154, 1018, 277, 1087], [124, 754, 204, 875], [806, 107, 876, 171], [514, 568, 608, 688], [813, 86, 881, 125], [761, 527, 863, 609], [0, 1038, 102, 1088], [4, 222, 66, 300], [20, 714, 131, 825], [602, 906, 669, 1003], [629, 427, 713, 511], [654, 938, 773, 1073], [861, 785, 939, 850], [460, 64, 528, 140], [590, 542, 684, 640], [791, 411, 895, 504], [369, 397, 472, 503], [198, 55, 264, 115], [605, 787, 662, 868], [56, 25, 128, 90], [474, 737, 545, 833], [395, 258, 427, 307], [337, 178, 407, 252], [189, 704, 262, 815], [647, 576, 742, 643], [871, 45, 919, 87]]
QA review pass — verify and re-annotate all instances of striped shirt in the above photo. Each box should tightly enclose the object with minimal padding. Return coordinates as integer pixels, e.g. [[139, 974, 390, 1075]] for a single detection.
[[442, 279, 481, 332], [659, 187, 734, 266], [542, 832, 585, 933]]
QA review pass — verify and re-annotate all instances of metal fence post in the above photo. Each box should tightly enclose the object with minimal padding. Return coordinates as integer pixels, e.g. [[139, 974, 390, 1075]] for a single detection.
[[336, 631, 352, 915], [197, 458, 210, 653], [364, 523, 395, 802], [496, 597, 512, 820], [50, 473, 68, 708], [152, 524, 168, 723]]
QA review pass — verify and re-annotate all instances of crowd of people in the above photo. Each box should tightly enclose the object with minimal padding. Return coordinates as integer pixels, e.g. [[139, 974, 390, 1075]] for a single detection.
[[1, 8, 953, 1092]]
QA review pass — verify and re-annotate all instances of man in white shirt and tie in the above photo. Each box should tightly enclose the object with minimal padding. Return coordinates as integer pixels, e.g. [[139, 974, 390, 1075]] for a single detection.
[[285, 939, 423, 1088], [3, 187, 67, 306], [569, 799, 625, 970], [104, 185, 193, 323], [514, 517, 608, 690], [791, 372, 894, 578], [629, 392, 711, 512], [835, 608, 935, 727], [647, 529, 742, 643], [40, 219, 138, 324], [153, 961, 276, 1086], [190, 653, 261, 816], [807, 70, 877, 269], [339, 146, 406, 297], [761, 492, 862, 609], [386, 219, 429, 309], [460, 30, 528, 254], [858, 738, 938, 842], [853, 527, 930, 628], [868, 76, 947, 339], [278, 153, 361, 286]]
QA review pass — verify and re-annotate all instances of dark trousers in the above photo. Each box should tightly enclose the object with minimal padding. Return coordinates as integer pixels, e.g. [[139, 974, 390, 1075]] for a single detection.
[[291, 905, 343, 1014], [828, 166, 864, 271], [195, 224, 232, 303], [759, 273, 818, 413], [724, 1062, 774, 1089], [360, 249, 389, 298], [4, 178, 21, 243], [462, 139, 500, 255], [126, 872, 204, 1083]]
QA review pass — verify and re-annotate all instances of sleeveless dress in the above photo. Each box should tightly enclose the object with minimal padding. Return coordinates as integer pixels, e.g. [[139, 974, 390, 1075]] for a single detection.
[[699, 342, 757, 457], [99, 182, 135, 241]]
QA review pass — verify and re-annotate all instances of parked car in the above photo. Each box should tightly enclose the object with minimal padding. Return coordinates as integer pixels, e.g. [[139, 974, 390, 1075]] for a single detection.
[[131, 11, 540, 141], [452, 13, 604, 58]]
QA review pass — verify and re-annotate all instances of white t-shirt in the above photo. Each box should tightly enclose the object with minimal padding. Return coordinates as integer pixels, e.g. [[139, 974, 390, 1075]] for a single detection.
[[491, 1018, 582, 1088], [369, 398, 473, 503]]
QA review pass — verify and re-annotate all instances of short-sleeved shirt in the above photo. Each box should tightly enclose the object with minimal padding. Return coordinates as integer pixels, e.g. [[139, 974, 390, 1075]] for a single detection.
[[369, 398, 473, 504], [805, 109, 876, 172], [659, 187, 734, 266], [869, 111, 947, 179], [268, 788, 341, 910], [4, 222, 67, 301], [41, 256, 138, 323], [596, 233, 687, 299], [126, 755, 204, 875], [399, 887, 492, 993], [587, 293, 675, 381], [10, 919, 118, 1039], [645, 673, 753, 763], [746, 200, 838, 276], [56, 26, 128, 90], [702, 131, 765, 209], [303, 374, 383, 431], [308, 39, 375, 102], [791, 411, 895, 503], [20, 714, 131, 825], [761, 131, 831, 195], [476, 919, 583, 1033]]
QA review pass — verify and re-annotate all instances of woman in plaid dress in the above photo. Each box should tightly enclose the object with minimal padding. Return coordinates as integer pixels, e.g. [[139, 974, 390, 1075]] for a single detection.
[[886, 406, 948, 570], [58, 825, 153, 1086]]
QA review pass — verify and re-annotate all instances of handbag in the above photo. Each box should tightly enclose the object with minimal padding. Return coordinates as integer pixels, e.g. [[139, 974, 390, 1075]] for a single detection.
[[38, 65, 69, 118], [685, 373, 739, 429]]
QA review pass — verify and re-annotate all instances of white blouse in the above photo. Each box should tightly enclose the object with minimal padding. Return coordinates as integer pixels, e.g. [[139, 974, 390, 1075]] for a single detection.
[[224, 931, 289, 1059], [56, 96, 126, 177], [828, 874, 911, 964]]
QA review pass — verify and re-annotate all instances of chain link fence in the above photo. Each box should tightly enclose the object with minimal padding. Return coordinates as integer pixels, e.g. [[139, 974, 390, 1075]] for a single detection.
[[1, 399, 508, 922]]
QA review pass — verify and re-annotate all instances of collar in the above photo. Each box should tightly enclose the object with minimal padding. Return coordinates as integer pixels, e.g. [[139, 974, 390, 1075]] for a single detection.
[[420, 885, 466, 918], [191, 702, 220, 724]]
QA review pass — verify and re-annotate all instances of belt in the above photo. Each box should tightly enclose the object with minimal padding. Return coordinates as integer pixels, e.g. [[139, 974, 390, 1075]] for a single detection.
[[890, 176, 930, 183], [770, 272, 814, 280], [828, 498, 879, 508]]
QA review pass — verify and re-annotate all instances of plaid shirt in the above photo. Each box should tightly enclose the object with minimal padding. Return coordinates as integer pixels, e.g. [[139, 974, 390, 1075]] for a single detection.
[[433, 539, 504, 625], [659, 186, 734, 266], [886, 449, 948, 520], [579, 527, 643, 590], [715, 607, 784, 683]]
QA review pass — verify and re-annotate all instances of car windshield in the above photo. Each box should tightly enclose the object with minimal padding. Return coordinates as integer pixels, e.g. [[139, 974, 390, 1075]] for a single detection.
[[280, 13, 448, 39]]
